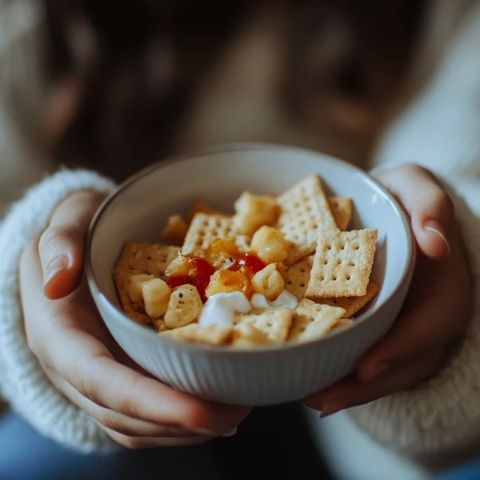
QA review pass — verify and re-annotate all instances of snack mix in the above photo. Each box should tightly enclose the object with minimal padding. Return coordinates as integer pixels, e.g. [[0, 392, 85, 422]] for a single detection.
[[114, 175, 378, 347]]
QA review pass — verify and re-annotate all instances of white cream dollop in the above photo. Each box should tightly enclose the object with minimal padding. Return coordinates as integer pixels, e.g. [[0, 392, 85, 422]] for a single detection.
[[251, 290, 298, 309], [199, 292, 251, 328]]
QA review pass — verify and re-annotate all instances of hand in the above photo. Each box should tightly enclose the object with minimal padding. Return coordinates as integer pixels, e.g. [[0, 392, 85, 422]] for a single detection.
[[20, 191, 250, 448], [305, 164, 472, 417]]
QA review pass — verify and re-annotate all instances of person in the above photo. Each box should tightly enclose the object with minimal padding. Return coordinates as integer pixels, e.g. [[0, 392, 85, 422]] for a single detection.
[[0, 1, 479, 478]]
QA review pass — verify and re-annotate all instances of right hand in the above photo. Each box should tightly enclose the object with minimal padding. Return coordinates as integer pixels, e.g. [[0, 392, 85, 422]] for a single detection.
[[20, 191, 251, 448]]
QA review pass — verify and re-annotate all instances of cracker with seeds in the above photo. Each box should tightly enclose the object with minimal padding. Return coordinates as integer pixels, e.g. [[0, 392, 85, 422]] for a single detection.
[[277, 175, 338, 264], [289, 299, 346, 341], [181, 213, 248, 256], [285, 256, 313, 299], [233, 308, 293, 343], [160, 323, 233, 345], [306, 229, 377, 298], [114, 243, 180, 324], [320, 282, 379, 317], [328, 196, 353, 231]]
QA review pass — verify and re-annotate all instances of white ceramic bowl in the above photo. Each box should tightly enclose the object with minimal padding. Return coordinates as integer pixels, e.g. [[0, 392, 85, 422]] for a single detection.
[[86, 143, 414, 406]]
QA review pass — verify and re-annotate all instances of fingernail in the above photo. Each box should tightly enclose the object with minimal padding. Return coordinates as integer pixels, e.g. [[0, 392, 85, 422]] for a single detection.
[[424, 221, 451, 255], [44, 255, 70, 285], [221, 428, 237, 438]]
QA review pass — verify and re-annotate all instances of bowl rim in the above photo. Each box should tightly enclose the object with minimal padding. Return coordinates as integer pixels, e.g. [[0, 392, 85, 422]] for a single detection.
[[85, 142, 415, 356]]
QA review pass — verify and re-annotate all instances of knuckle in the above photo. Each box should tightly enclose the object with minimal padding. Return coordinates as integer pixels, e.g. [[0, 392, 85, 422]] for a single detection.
[[116, 377, 148, 419], [74, 355, 108, 408], [39, 225, 74, 257], [97, 412, 140, 437]]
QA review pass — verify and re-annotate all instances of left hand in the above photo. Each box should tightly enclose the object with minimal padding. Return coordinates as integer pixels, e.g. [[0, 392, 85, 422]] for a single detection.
[[305, 164, 472, 417]]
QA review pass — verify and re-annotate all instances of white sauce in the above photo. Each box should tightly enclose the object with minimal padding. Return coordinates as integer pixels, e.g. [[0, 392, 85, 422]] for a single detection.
[[199, 292, 251, 327], [251, 290, 298, 309]]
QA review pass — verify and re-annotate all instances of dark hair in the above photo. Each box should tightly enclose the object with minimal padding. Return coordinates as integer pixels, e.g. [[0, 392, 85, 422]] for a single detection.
[[42, 0, 425, 180]]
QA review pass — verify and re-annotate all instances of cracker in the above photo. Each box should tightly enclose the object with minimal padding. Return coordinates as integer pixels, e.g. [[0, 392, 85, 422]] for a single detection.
[[305, 229, 377, 298], [285, 256, 313, 299], [277, 175, 338, 264], [289, 299, 346, 341], [320, 282, 379, 317], [114, 243, 180, 325], [233, 308, 293, 343], [181, 213, 248, 255], [160, 323, 232, 345], [333, 318, 354, 330], [231, 323, 269, 348], [328, 196, 353, 231], [161, 214, 189, 246]]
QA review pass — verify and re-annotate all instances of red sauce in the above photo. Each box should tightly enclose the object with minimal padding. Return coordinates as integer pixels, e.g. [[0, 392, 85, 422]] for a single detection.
[[229, 253, 266, 274], [166, 256, 215, 302], [165, 253, 264, 303]]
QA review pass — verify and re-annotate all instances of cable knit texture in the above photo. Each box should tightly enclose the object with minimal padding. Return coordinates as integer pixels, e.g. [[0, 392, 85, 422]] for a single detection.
[[0, 169, 117, 452], [349, 190, 480, 453]]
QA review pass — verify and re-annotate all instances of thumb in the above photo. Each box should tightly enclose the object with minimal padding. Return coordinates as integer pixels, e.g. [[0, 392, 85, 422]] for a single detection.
[[39, 191, 105, 299], [374, 165, 453, 260]]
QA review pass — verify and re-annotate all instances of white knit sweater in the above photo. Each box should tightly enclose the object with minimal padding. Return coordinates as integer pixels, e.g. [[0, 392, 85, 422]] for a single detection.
[[0, 0, 480, 466]]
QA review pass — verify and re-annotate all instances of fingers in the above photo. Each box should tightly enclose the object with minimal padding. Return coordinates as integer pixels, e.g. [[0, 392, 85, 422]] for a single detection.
[[104, 429, 214, 449], [374, 165, 453, 260], [39, 191, 105, 299], [356, 296, 457, 383], [21, 244, 251, 438], [45, 369, 210, 438], [305, 350, 442, 416]]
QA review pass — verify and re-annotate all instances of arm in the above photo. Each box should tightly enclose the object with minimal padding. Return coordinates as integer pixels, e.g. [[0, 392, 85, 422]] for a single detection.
[[0, 169, 117, 451], [1, 170, 249, 452]]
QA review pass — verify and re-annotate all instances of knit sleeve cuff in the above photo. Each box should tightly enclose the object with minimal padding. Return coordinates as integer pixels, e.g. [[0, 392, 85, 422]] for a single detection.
[[0, 169, 118, 452], [348, 176, 480, 454]]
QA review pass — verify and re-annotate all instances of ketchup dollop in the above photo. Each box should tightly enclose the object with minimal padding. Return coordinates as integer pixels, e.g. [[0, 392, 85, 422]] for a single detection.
[[166, 251, 265, 303], [166, 256, 215, 302]]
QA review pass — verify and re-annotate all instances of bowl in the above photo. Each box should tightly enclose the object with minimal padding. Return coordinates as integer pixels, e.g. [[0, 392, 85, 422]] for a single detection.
[[85, 143, 414, 406]]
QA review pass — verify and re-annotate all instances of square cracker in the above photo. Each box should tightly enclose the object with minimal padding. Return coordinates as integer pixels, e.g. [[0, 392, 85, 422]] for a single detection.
[[289, 299, 346, 342], [181, 213, 248, 256], [328, 196, 353, 231], [159, 323, 232, 345], [320, 282, 379, 317], [231, 323, 269, 348], [233, 308, 293, 343], [305, 229, 377, 298], [305, 228, 377, 300], [285, 256, 313, 299], [277, 175, 338, 264], [114, 242, 179, 325]]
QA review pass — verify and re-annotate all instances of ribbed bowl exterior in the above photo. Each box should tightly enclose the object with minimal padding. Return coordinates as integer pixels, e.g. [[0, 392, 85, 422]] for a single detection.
[[97, 282, 408, 406]]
